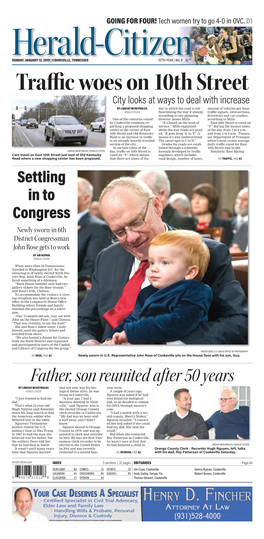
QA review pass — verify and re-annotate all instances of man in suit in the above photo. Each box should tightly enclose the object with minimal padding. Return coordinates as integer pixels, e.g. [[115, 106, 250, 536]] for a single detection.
[[135, 170, 196, 231], [169, 192, 193, 217], [78, 178, 110, 304], [154, 388, 208, 439], [78, 177, 248, 345], [230, 187, 248, 253]]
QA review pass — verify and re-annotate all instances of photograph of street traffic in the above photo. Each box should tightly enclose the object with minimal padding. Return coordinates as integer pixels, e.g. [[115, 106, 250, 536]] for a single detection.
[[12, 95, 105, 148]]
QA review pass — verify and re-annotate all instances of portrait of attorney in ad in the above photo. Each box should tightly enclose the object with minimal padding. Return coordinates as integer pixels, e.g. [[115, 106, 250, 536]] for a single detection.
[[77, 170, 248, 346], [154, 385, 250, 440]]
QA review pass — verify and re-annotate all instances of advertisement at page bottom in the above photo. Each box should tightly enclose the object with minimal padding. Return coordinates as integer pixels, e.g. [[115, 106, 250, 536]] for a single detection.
[[7, 7, 261, 531], [11, 485, 252, 522]]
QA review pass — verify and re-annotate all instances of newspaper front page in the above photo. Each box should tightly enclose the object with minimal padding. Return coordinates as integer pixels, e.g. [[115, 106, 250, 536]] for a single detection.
[[6, 3, 261, 533]]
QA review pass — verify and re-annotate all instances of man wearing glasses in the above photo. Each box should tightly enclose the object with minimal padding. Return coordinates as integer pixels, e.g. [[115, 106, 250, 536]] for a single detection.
[[205, 389, 249, 439], [78, 177, 248, 345]]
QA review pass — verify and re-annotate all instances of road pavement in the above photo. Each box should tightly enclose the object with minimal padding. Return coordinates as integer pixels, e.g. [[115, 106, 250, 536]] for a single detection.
[[13, 124, 105, 148]]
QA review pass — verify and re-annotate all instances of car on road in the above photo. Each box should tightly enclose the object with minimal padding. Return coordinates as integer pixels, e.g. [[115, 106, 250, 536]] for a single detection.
[[41, 120, 47, 125], [26, 118, 38, 129], [44, 115, 88, 146], [90, 117, 105, 132], [20, 119, 27, 126]]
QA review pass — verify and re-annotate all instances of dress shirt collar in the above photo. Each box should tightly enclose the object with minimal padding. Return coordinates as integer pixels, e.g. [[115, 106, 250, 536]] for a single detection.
[[220, 403, 239, 413], [176, 409, 189, 419], [78, 209, 89, 222], [237, 214, 248, 226]]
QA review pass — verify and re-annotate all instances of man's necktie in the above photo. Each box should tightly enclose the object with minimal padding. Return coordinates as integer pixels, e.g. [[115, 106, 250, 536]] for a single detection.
[[103, 260, 149, 329], [24, 518, 27, 522]]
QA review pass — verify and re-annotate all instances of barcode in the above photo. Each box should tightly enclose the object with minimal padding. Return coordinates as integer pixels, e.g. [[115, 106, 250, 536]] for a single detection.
[[14, 465, 47, 477]]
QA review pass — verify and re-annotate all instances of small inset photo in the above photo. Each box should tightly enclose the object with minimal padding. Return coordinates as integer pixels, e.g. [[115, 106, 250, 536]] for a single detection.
[[12, 95, 105, 148], [154, 386, 250, 440]]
